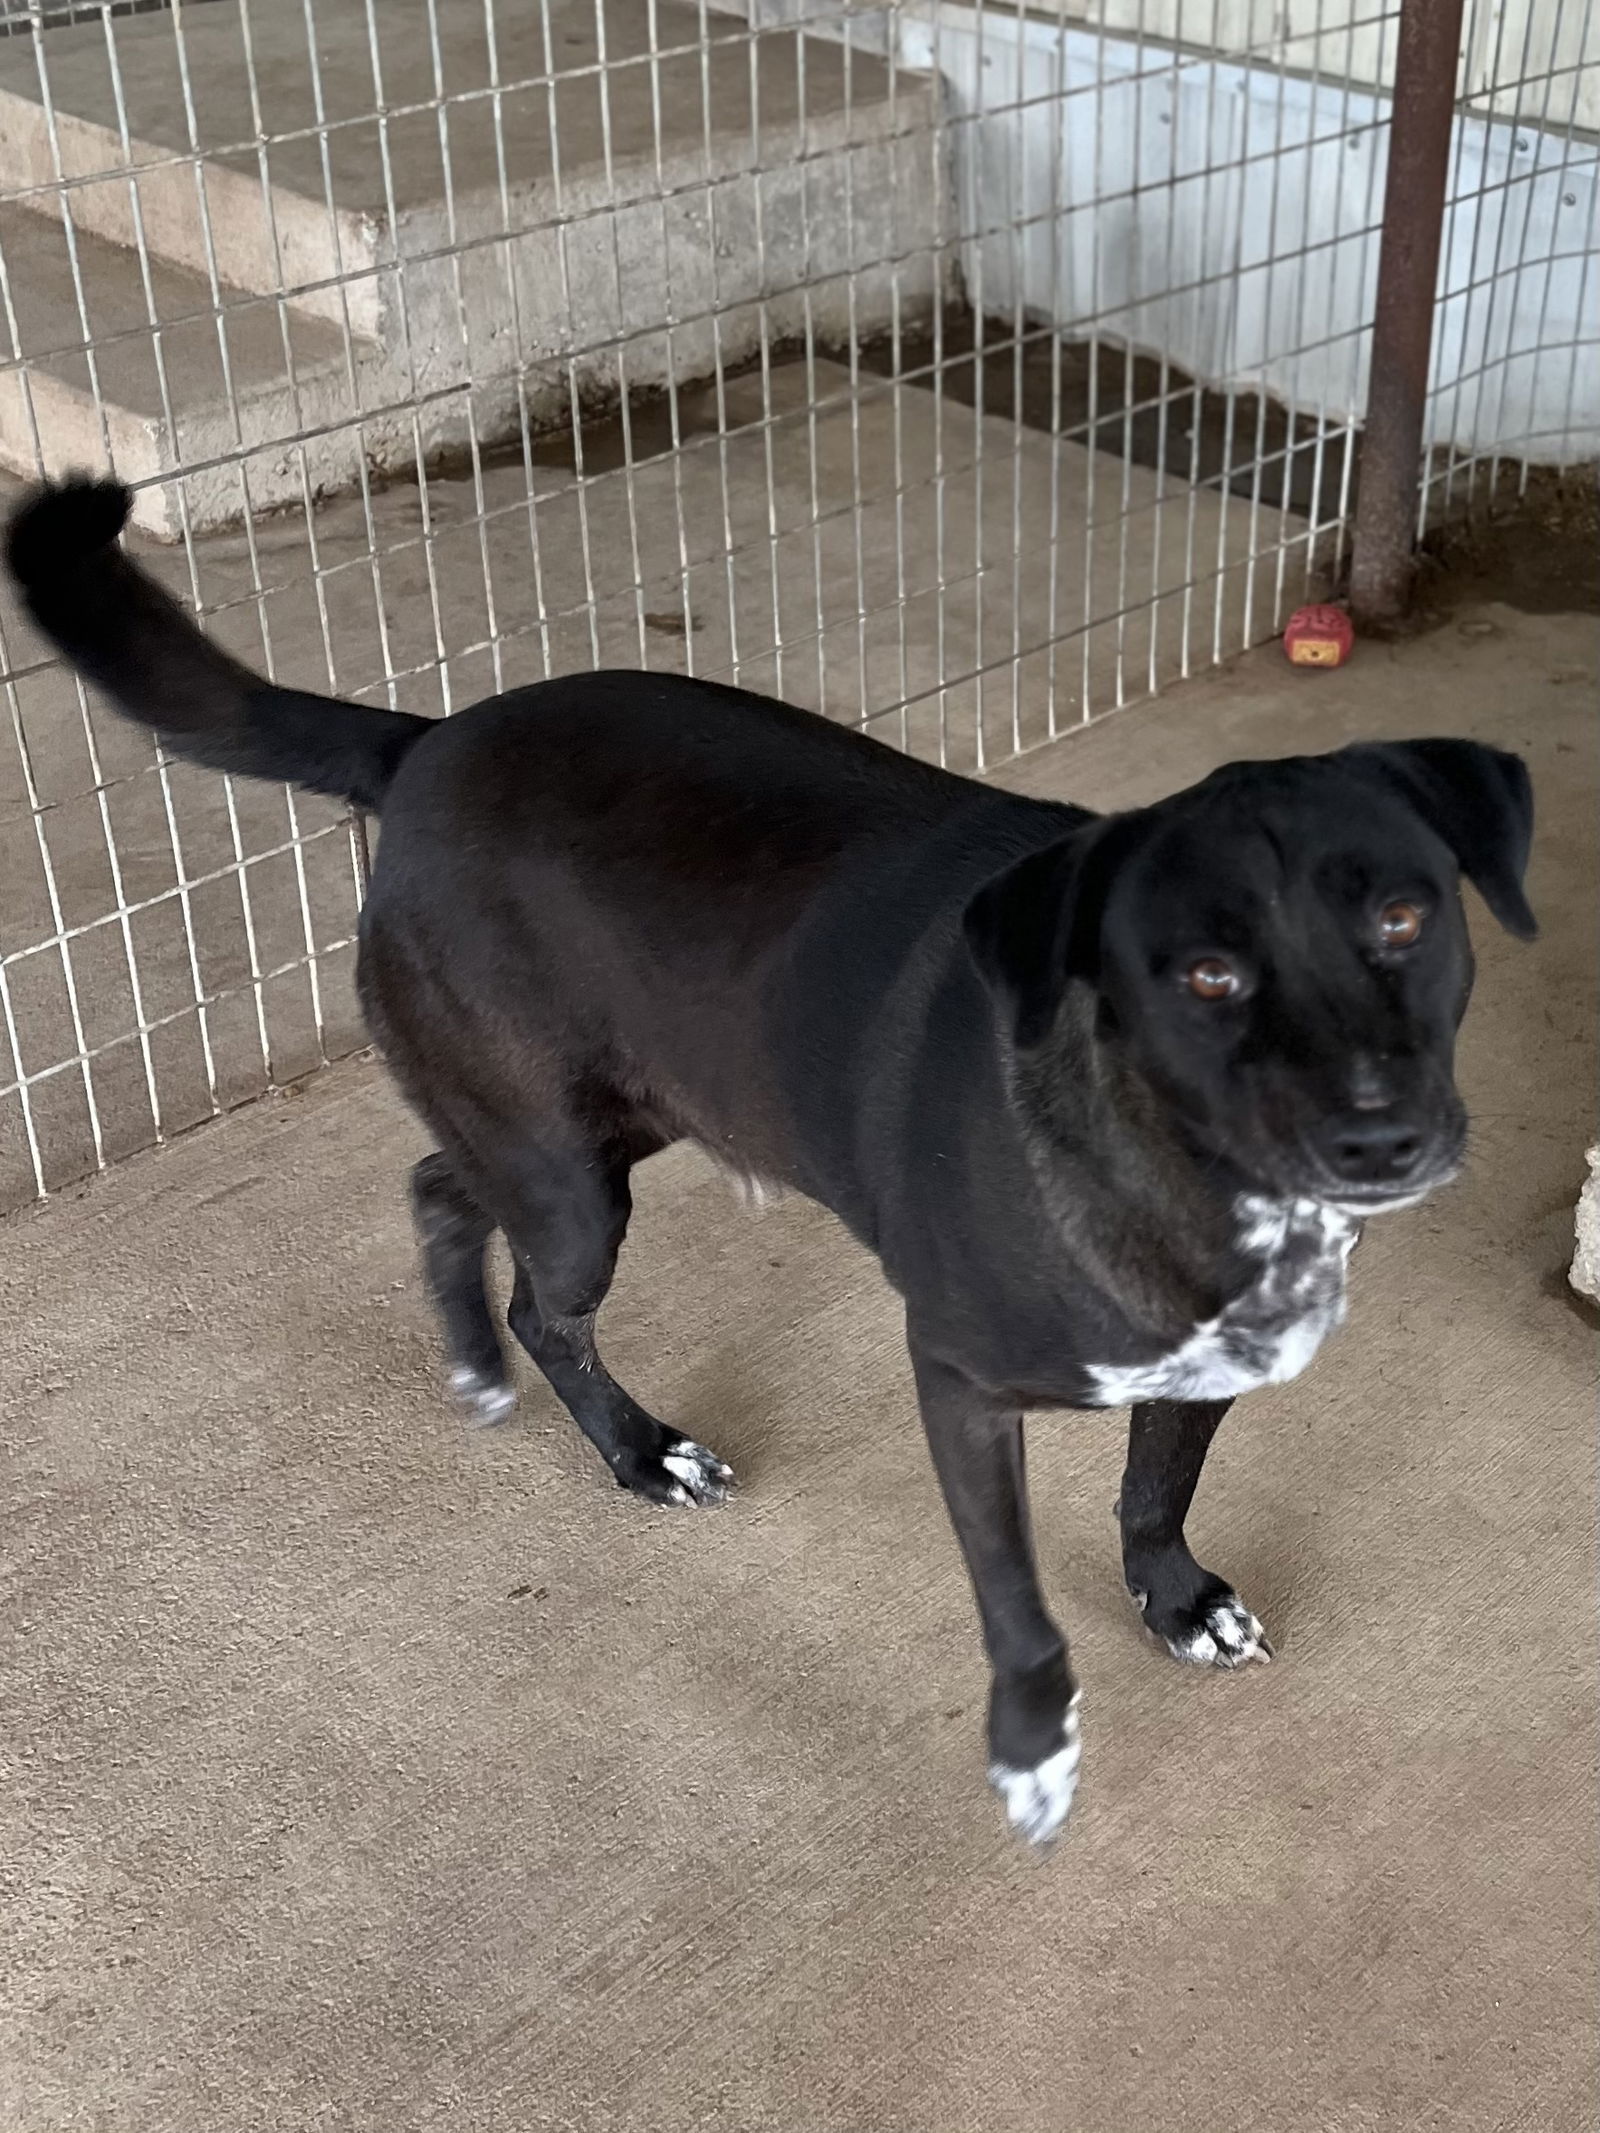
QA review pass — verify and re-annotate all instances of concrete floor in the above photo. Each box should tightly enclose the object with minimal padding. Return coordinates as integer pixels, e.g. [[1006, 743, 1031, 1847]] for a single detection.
[[2, 603, 1595, 2131]]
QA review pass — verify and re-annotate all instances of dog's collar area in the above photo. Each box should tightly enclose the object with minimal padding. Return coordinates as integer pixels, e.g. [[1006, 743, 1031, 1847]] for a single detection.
[[1081, 1193, 1361, 1409], [1234, 1193, 1360, 1257]]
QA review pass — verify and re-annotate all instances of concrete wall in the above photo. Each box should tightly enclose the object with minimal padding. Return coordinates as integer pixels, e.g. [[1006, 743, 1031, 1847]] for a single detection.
[[1033, 1, 1600, 135], [711, 1, 1600, 134]]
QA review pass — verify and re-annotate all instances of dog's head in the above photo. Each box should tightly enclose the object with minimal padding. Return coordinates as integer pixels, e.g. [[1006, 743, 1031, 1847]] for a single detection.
[[966, 739, 1536, 1210]]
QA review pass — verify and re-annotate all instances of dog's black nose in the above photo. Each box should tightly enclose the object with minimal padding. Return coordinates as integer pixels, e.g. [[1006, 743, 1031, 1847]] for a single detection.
[[1321, 1111, 1424, 1186]]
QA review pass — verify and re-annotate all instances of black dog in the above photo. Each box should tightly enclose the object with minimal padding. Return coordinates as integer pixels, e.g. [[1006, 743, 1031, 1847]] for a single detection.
[[8, 480, 1535, 1844]]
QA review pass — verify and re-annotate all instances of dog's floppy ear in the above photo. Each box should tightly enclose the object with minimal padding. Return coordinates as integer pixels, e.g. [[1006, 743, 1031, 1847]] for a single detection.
[[1335, 738, 1537, 939], [964, 814, 1143, 1046]]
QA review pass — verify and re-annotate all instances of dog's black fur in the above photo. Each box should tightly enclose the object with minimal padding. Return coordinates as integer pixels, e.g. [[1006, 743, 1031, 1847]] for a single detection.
[[9, 479, 1536, 1843]]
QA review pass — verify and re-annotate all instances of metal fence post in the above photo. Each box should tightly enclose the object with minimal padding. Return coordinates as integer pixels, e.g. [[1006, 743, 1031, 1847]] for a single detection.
[[1348, 0, 1469, 630]]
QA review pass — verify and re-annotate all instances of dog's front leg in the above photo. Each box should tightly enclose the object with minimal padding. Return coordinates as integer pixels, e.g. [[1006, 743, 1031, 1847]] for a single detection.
[[909, 1341, 1079, 1846], [1119, 1398, 1272, 1667]]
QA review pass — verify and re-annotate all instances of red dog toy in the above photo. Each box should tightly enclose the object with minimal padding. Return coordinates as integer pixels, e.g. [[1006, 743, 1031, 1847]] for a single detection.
[[1283, 604, 1354, 668]]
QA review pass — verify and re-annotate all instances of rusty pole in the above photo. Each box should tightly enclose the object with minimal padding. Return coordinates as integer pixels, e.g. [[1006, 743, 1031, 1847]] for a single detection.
[[1348, 0, 1468, 630]]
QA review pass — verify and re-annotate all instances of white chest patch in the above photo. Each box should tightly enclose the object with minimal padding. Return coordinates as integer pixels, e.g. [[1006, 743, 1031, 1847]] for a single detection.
[[1083, 1196, 1360, 1408]]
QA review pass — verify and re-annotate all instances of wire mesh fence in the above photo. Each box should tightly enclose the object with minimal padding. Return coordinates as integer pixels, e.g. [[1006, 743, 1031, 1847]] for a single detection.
[[0, 0, 1594, 1210], [1428, 0, 1599, 517]]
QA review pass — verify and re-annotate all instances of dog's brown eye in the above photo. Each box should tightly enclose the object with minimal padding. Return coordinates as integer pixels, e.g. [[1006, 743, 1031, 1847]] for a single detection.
[[1378, 901, 1423, 947], [1185, 958, 1240, 1001]]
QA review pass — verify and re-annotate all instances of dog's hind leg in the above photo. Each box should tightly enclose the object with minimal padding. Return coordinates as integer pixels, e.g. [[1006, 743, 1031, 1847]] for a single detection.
[[484, 1130, 732, 1509], [1118, 1398, 1272, 1667], [411, 1151, 516, 1424]]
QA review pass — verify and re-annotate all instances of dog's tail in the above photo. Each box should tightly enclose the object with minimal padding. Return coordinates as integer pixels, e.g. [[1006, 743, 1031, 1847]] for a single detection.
[[6, 479, 431, 811]]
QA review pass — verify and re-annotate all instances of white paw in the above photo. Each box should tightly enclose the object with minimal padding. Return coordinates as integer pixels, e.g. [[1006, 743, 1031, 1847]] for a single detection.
[[448, 1364, 517, 1427], [1161, 1593, 1273, 1669], [659, 1439, 734, 1507], [988, 1694, 1082, 1846]]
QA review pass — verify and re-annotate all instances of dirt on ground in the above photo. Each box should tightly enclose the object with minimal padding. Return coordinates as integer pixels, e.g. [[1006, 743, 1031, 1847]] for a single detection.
[[1416, 465, 1600, 618]]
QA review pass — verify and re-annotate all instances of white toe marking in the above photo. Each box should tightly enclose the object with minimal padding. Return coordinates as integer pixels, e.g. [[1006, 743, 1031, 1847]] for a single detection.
[[1166, 1595, 1272, 1668], [660, 1441, 734, 1500], [717, 1163, 785, 1212], [1211, 1607, 1252, 1652], [448, 1366, 516, 1424], [669, 1441, 733, 1478], [989, 1695, 1083, 1846]]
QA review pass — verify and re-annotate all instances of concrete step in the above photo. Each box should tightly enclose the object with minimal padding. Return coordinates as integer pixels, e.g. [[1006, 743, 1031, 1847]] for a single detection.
[[0, 0, 946, 528], [0, 203, 398, 537]]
